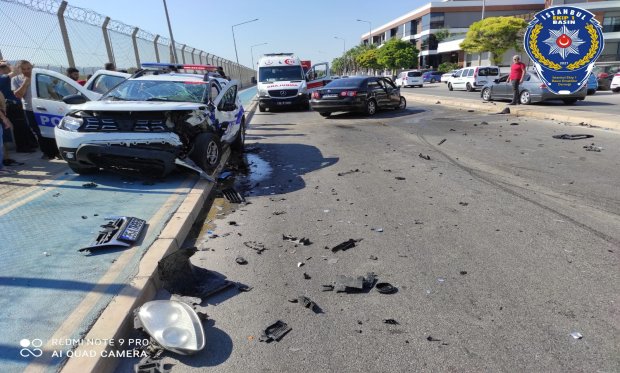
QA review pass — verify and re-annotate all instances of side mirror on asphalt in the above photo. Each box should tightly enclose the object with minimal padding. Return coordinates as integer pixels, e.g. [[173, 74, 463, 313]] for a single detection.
[[62, 94, 87, 105]]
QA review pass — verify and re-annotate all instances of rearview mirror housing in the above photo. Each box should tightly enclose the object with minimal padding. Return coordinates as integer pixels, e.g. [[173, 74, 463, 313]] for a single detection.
[[62, 94, 88, 105]]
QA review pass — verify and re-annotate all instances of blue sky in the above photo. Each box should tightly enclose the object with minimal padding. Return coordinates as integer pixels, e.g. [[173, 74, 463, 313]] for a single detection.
[[66, 0, 429, 68]]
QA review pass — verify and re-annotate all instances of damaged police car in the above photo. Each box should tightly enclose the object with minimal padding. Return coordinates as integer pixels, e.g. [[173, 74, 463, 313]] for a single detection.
[[54, 64, 245, 177]]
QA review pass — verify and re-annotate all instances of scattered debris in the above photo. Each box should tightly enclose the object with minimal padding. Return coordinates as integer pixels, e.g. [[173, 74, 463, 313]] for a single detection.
[[570, 331, 583, 340], [82, 182, 98, 188], [510, 122, 519, 126], [449, 128, 456, 131], [134, 356, 172, 373], [321, 284, 334, 291], [218, 171, 234, 180], [384, 319, 399, 325], [259, 320, 291, 342], [467, 110, 474, 112], [437, 277, 446, 283], [383, 169, 392, 172], [282, 234, 312, 246], [297, 262, 304, 267], [435, 101, 441, 104], [303, 272, 311, 280], [459, 202, 469, 206], [81, 215, 88, 219], [395, 176, 406, 180], [584, 144, 603, 152], [414, 220, 423, 225], [438, 139, 446, 145], [480, 121, 488, 125], [296, 296, 321, 313], [327, 258, 339, 264], [229, 221, 239, 226], [459, 271, 468, 275], [52, 193, 60, 197], [172, 295, 202, 306], [552, 134, 594, 140], [235, 256, 248, 265], [337, 169, 360, 176], [375, 282, 398, 294], [237, 284, 253, 292], [426, 336, 441, 342], [368, 255, 378, 261], [419, 153, 431, 161], [272, 211, 286, 216], [43, 251, 50, 256], [327, 272, 377, 293], [498, 107, 510, 114], [326, 238, 362, 253], [371, 227, 384, 233], [323, 209, 330, 213], [243, 241, 268, 254], [222, 188, 245, 203]]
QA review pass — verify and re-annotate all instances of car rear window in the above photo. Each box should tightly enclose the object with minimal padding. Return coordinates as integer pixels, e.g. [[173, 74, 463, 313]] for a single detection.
[[324, 78, 364, 88], [407, 71, 422, 77], [479, 67, 499, 76]]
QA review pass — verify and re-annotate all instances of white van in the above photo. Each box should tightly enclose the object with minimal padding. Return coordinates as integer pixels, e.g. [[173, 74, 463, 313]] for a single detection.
[[395, 70, 424, 88], [256, 53, 329, 112], [448, 66, 500, 92]]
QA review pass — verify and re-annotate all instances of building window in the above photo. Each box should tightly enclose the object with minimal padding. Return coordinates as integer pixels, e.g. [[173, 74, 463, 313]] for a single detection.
[[420, 34, 438, 51], [603, 16, 620, 32], [410, 20, 418, 35], [421, 13, 444, 31]]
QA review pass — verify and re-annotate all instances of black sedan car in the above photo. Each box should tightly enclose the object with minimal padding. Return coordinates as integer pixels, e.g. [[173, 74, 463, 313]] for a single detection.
[[310, 77, 406, 117]]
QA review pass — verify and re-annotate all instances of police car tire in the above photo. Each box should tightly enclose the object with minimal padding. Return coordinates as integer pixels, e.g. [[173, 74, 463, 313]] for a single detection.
[[68, 162, 98, 175], [190, 133, 221, 173], [259, 105, 266, 112], [232, 119, 245, 152]]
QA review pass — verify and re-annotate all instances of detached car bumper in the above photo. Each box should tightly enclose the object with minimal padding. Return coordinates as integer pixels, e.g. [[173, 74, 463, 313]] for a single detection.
[[258, 93, 308, 108]]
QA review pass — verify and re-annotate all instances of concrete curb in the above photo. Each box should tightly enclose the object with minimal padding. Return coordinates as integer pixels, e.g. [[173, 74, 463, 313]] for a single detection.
[[402, 92, 620, 131]]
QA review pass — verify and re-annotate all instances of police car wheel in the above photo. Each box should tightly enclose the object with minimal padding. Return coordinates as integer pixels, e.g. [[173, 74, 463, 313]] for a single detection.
[[232, 119, 245, 152], [190, 133, 221, 173], [259, 105, 266, 112]]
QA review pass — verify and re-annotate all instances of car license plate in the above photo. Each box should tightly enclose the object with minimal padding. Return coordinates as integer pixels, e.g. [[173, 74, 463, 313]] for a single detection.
[[323, 94, 338, 98], [276, 101, 292, 105]]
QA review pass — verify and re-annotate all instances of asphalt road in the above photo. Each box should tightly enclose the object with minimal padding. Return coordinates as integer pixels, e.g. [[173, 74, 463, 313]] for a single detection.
[[405, 82, 620, 115], [119, 102, 619, 372]]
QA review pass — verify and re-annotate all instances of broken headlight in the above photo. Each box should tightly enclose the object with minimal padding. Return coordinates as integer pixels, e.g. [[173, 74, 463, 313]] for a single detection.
[[136, 300, 205, 355], [59, 115, 83, 132]]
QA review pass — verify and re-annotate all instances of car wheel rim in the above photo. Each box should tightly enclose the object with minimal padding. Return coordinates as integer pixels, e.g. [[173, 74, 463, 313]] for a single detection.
[[206, 141, 218, 165], [368, 101, 376, 114], [483, 89, 490, 100], [521, 92, 529, 103]]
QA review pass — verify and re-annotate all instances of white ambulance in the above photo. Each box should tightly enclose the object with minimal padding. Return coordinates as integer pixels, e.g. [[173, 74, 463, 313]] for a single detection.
[[256, 53, 329, 112]]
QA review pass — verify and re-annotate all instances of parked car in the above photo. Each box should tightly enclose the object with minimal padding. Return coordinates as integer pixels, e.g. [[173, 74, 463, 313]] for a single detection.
[[441, 70, 458, 84], [594, 65, 620, 90], [54, 64, 246, 177], [610, 72, 620, 92], [310, 76, 406, 117], [448, 66, 500, 92], [587, 73, 598, 95], [480, 73, 586, 105], [422, 71, 443, 83], [395, 70, 424, 88], [330, 75, 341, 80]]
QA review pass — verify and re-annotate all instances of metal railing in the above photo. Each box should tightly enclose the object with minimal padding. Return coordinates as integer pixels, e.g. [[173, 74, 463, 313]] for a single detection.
[[0, 0, 255, 86]]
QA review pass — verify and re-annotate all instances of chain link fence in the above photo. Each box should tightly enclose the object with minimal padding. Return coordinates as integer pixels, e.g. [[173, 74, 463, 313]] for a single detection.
[[0, 0, 255, 86]]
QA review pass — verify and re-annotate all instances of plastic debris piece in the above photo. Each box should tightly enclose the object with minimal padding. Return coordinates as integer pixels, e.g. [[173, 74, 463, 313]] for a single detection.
[[368, 255, 378, 260], [321, 284, 334, 291], [283, 234, 312, 246], [323, 209, 330, 213], [467, 110, 474, 112], [459, 271, 468, 275], [395, 176, 406, 180], [570, 331, 583, 340], [43, 251, 50, 256], [237, 284, 253, 292], [243, 241, 268, 254], [337, 169, 360, 176], [327, 258, 339, 264], [303, 273, 311, 280], [384, 319, 399, 325], [584, 144, 602, 152], [375, 282, 398, 294], [81, 215, 88, 219], [229, 221, 238, 226], [297, 262, 304, 267], [419, 153, 431, 161], [273, 211, 286, 215], [298, 296, 321, 313], [459, 202, 469, 206], [427, 336, 441, 342], [438, 139, 447, 145], [134, 356, 171, 373], [327, 238, 362, 253], [510, 122, 519, 126], [236, 256, 248, 265], [437, 277, 446, 283], [498, 107, 510, 114], [552, 134, 594, 140], [259, 320, 291, 342], [82, 182, 98, 188], [334, 275, 364, 292]]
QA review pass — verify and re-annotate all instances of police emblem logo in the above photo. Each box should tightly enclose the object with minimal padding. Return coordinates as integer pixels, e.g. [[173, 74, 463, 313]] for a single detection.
[[524, 6, 604, 95]]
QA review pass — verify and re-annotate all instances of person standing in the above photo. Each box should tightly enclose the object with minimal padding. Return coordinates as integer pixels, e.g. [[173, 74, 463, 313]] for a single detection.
[[66, 67, 85, 86], [12, 60, 58, 159], [506, 55, 526, 105], [0, 61, 37, 152], [0, 95, 15, 175]]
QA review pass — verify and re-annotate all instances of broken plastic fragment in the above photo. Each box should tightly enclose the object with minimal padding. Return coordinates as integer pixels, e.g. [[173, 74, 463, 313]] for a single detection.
[[297, 262, 304, 267], [243, 241, 268, 254], [259, 320, 291, 342], [395, 177, 406, 180], [570, 331, 583, 340], [552, 134, 593, 140], [82, 182, 98, 188], [327, 238, 362, 253], [384, 319, 399, 325], [375, 282, 398, 294], [438, 139, 446, 145], [283, 234, 312, 246], [426, 336, 441, 342], [368, 255, 378, 260], [303, 273, 311, 280], [419, 153, 431, 161], [235, 256, 248, 265], [237, 284, 253, 292]]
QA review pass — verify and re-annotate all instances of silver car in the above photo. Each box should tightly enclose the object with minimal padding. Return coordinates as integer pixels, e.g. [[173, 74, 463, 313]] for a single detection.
[[481, 73, 586, 105]]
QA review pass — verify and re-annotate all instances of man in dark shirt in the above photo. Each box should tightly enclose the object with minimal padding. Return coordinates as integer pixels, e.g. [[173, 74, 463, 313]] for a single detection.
[[0, 61, 37, 152], [506, 55, 526, 105]]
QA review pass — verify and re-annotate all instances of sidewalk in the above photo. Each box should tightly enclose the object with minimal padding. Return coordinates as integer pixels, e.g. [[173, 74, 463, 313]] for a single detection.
[[401, 91, 620, 131]]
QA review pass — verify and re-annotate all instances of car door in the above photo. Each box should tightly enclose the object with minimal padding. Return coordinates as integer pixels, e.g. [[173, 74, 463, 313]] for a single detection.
[[306, 62, 330, 93], [380, 78, 400, 107], [452, 69, 464, 88], [491, 75, 510, 98], [84, 70, 131, 96], [212, 80, 240, 143], [367, 78, 387, 106], [31, 68, 100, 139]]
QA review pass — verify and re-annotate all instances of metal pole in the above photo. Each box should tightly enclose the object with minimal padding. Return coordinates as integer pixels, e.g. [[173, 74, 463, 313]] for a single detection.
[[57, 1, 75, 68], [250, 42, 268, 69], [154, 35, 160, 62], [180, 44, 186, 63], [102, 17, 114, 65], [163, 0, 179, 63], [190, 48, 196, 64], [131, 28, 140, 68], [478, 0, 486, 66]]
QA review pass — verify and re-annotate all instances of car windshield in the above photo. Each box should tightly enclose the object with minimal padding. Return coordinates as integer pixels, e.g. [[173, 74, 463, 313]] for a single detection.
[[324, 78, 365, 88], [102, 79, 208, 103], [259, 66, 304, 82]]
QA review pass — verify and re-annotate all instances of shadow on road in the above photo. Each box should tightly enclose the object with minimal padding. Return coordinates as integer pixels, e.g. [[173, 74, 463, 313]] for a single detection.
[[324, 108, 425, 120]]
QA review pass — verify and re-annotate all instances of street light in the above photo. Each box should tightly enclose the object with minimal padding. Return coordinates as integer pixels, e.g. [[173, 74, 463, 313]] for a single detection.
[[334, 36, 346, 54], [250, 42, 268, 68], [162, 0, 178, 63], [357, 19, 372, 45], [232, 18, 258, 86]]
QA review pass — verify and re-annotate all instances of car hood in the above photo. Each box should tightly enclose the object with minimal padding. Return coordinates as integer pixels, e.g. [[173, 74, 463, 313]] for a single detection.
[[72, 100, 207, 112]]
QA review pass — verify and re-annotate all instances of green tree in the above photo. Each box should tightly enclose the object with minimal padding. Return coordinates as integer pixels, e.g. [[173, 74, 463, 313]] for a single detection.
[[331, 57, 345, 75], [438, 62, 459, 73], [460, 16, 527, 65], [435, 29, 451, 43], [376, 38, 418, 74], [356, 48, 381, 71]]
